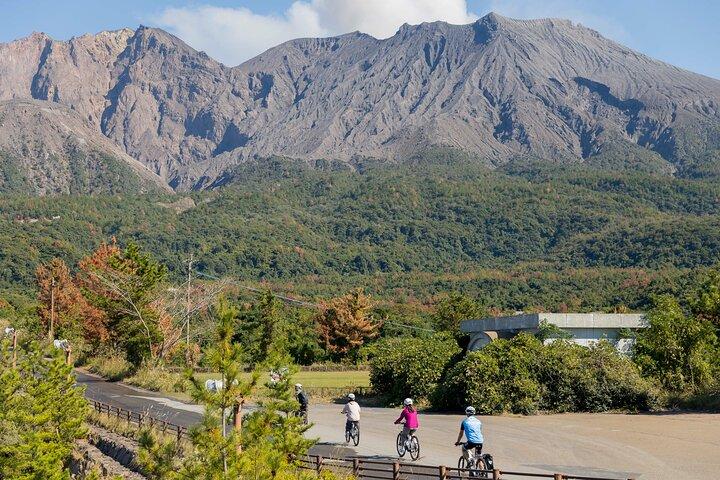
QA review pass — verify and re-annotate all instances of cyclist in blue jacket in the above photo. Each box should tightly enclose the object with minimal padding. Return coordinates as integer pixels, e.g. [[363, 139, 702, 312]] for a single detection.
[[455, 406, 484, 459]]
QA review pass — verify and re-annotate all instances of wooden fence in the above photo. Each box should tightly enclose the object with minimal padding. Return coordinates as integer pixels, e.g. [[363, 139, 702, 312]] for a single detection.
[[298, 455, 636, 480], [89, 399, 188, 441], [88, 399, 635, 480]]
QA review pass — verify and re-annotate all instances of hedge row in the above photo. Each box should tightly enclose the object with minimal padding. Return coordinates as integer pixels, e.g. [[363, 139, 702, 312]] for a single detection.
[[370, 333, 659, 414]]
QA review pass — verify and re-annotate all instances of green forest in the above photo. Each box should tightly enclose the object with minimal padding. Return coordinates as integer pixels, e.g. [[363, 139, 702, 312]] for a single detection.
[[2, 157, 718, 314]]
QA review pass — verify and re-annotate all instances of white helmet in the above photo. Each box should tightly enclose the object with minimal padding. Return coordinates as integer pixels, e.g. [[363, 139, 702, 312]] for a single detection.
[[465, 406, 476, 416], [348, 393, 356, 400], [403, 398, 413, 406], [295, 383, 303, 390]]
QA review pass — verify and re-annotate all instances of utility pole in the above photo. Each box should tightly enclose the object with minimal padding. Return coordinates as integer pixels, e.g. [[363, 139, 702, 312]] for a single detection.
[[48, 277, 56, 340], [186, 254, 193, 366]]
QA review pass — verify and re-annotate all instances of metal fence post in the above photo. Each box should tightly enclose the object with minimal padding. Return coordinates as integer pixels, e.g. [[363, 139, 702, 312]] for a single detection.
[[316, 455, 323, 473], [353, 458, 360, 476], [393, 461, 400, 480], [554, 475, 563, 480], [492, 469, 500, 479], [439, 465, 447, 480]]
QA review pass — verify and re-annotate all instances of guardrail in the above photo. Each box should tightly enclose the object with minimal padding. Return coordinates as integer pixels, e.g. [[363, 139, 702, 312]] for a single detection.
[[298, 455, 636, 480], [89, 399, 188, 441]]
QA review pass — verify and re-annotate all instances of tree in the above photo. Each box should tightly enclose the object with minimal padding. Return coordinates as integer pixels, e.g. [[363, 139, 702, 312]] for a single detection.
[[316, 289, 379, 358], [236, 291, 289, 366], [78, 241, 167, 365], [139, 299, 260, 477], [0, 340, 88, 478], [241, 357, 314, 475], [36, 258, 107, 343], [688, 266, 720, 328], [634, 295, 718, 392], [431, 291, 486, 349]]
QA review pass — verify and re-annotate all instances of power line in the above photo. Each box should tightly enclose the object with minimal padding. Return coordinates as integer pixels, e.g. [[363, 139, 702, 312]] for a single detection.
[[192, 269, 318, 307], [191, 268, 436, 332]]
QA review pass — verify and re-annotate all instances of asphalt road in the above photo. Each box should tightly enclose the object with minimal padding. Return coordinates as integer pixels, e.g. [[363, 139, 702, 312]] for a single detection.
[[76, 372, 720, 480]]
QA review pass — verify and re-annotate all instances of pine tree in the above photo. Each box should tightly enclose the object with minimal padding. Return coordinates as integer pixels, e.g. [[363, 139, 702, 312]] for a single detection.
[[139, 301, 320, 479], [316, 289, 379, 357], [0, 340, 88, 478]]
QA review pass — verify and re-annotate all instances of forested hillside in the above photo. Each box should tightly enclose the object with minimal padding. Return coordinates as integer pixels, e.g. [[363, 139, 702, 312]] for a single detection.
[[1, 158, 717, 312]]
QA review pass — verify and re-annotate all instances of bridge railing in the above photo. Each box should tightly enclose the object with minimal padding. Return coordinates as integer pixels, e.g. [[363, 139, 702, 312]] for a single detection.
[[88, 399, 188, 441], [298, 455, 636, 480]]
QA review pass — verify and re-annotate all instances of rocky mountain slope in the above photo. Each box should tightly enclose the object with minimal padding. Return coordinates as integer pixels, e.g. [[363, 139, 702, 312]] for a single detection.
[[0, 100, 169, 194], [1, 13, 719, 191]]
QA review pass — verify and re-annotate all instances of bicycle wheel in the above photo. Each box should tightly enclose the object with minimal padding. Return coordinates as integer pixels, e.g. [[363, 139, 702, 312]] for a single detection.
[[457, 456, 469, 478], [396, 432, 406, 457], [409, 436, 420, 460], [345, 428, 351, 443]]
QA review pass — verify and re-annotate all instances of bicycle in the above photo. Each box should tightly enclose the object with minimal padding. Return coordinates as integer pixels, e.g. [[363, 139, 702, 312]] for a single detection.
[[345, 421, 360, 446], [295, 409, 308, 425], [396, 428, 420, 461], [455, 443, 491, 478]]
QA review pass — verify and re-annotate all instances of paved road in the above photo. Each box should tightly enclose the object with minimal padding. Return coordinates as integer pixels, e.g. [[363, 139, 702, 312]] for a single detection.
[[76, 372, 720, 480]]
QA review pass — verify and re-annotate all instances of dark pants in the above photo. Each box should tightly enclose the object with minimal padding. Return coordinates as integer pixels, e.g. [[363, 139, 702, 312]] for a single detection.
[[346, 420, 359, 432]]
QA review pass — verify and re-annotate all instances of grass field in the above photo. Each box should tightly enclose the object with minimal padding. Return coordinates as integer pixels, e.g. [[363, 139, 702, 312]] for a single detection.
[[194, 370, 370, 389]]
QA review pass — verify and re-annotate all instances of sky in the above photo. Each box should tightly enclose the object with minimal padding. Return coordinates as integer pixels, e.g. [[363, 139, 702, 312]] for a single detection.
[[1, 0, 718, 79]]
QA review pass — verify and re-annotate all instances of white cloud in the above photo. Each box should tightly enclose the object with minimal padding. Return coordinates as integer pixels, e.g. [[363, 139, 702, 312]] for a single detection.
[[152, 0, 477, 66]]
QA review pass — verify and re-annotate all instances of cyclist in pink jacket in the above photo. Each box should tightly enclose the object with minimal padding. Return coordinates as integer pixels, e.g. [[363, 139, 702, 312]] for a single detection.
[[394, 398, 419, 446]]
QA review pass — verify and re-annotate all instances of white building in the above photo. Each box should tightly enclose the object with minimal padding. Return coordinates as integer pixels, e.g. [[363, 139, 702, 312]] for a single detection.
[[460, 312, 646, 353]]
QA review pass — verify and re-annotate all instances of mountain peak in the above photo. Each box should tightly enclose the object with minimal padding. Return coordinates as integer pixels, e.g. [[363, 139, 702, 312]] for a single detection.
[[1, 14, 720, 191]]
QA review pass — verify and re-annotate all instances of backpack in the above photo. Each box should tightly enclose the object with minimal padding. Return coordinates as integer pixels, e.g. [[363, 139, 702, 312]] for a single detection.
[[481, 454, 494, 471]]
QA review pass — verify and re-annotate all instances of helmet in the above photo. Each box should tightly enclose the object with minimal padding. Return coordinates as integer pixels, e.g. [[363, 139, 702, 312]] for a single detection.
[[348, 393, 356, 400], [295, 383, 302, 390], [465, 406, 476, 416], [403, 398, 413, 406]]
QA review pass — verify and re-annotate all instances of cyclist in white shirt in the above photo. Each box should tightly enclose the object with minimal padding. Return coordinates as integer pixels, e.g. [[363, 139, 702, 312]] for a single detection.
[[341, 393, 361, 441]]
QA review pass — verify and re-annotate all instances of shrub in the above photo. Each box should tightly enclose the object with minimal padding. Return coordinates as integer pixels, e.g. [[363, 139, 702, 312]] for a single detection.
[[433, 334, 543, 414], [434, 334, 658, 414], [125, 365, 188, 393], [87, 353, 134, 381], [370, 333, 459, 404]]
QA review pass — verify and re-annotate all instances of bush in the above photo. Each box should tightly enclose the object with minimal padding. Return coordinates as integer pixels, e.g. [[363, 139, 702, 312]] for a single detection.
[[87, 354, 133, 381], [370, 333, 459, 404], [433, 334, 658, 414], [125, 365, 188, 393], [433, 333, 543, 414]]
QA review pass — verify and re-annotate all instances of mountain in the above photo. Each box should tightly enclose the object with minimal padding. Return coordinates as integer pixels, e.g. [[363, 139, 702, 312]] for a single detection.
[[0, 100, 169, 194], [1, 14, 719, 191]]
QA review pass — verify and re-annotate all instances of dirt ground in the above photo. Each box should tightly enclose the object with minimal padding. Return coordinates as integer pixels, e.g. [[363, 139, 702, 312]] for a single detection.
[[306, 404, 720, 480]]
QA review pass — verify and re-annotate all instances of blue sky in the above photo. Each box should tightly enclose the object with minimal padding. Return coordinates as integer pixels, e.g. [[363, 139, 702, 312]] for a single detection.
[[1, 0, 718, 79]]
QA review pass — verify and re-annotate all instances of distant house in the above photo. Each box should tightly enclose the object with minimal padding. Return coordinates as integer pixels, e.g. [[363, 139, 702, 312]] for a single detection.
[[460, 312, 646, 353]]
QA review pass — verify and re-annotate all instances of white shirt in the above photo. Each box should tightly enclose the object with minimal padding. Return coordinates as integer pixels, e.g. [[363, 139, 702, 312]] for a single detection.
[[342, 401, 361, 421]]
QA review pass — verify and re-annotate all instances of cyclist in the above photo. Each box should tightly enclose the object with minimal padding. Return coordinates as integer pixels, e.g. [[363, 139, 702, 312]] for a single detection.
[[295, 383, 309, 422], [394, 398, 419, 447], [341, 393, 361, 441], [455, 406, 483, 460]]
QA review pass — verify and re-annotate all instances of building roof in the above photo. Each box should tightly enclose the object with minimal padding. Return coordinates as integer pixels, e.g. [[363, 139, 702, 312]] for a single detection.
[[460, 312, 645, 333]]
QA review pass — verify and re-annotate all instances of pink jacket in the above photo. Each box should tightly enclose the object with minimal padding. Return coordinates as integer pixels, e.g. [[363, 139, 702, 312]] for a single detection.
[[395, 406, 419, 429]]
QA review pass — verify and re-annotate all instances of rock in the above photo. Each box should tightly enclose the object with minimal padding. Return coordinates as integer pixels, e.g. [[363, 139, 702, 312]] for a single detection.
[[0, 13, 719, 191]]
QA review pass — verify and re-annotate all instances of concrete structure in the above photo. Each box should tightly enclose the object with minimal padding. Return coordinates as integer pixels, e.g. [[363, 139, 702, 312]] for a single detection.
[[460, 312, 646, 352]]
